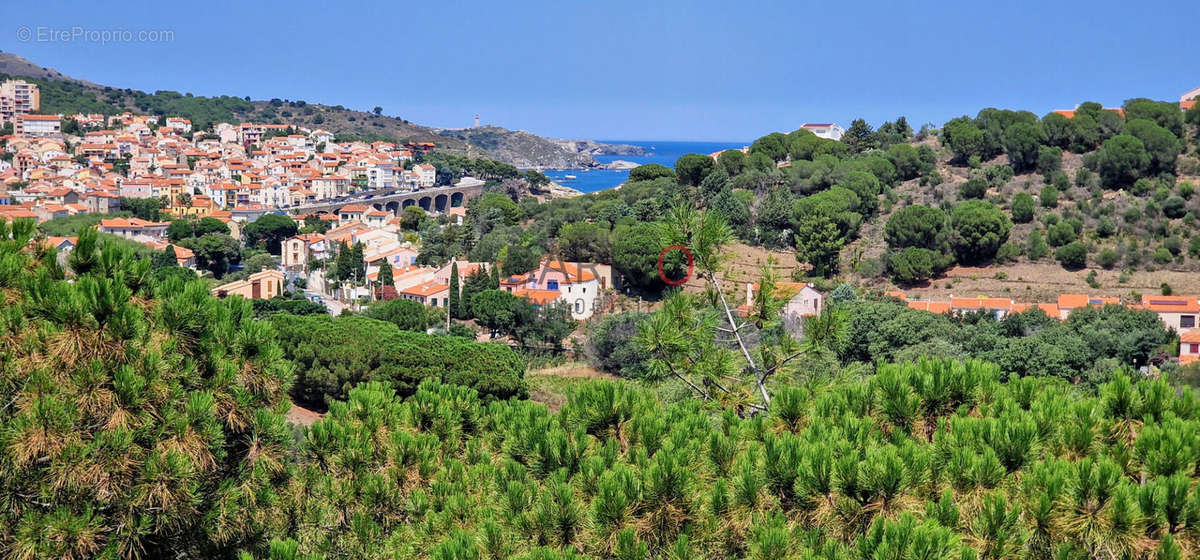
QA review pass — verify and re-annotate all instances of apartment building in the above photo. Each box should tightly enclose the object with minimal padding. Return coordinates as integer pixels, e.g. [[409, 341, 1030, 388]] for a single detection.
[[0, 80, 40, 124]]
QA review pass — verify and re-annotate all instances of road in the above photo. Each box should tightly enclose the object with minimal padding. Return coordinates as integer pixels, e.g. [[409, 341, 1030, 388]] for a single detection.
[[304, 291, 345, 316]]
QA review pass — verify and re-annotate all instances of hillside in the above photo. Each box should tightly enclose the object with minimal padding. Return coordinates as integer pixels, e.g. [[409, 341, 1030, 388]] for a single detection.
[[0, 51, 623, 168], [437, 125, 607, 169], [843, 108, 1200, 300], [0, 51, 99, 86]]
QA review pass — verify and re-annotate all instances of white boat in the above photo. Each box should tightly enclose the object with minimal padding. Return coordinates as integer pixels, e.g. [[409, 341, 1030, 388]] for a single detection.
[[563, 175, 577, 180]]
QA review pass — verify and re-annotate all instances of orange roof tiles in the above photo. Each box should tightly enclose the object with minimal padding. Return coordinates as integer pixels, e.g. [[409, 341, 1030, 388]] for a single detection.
[[950, 296, 1013, 310], [514, 288, 562, 306], [401, 280, 448, 298], [1140, 295, 1200, 313], [544, 260, 596, 283], [906, 300, 952, 314], [1181, 330, 1200, 344]]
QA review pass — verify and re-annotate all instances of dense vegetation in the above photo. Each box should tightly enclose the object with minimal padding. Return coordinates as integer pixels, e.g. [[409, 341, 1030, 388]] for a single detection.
[[0, 223, 295, 558], [269, 314, 527, 409], [424, 98, 1200, 292], [4, 195, 1200, 560], [833, 298, 1173, 385]]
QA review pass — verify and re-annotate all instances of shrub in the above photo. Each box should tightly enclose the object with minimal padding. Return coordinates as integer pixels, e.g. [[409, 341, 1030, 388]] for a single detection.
[[995, 242, 1021, 264], [984, 164, 1014, 186], [888, 247, 950, 285], [585, 312, 654, 379], [959, 177, 988, 199], [365, 297, 431, 332], [950, 201, 1011, 264], [884, 205, 948, 250], [1026, 230, 1050, 260], [1011, 192, 1036, 223], [1054, 241, 1088, 269], [1152, 247, 1174, 264], [1046, 221, 1077, 247], [1039, 185, 1058, 208], [1162, 196, 1187, 219], [1165, 236, 1183, 256], [1036, 145, 1061, 176], [1097, 248, 1119, 269]]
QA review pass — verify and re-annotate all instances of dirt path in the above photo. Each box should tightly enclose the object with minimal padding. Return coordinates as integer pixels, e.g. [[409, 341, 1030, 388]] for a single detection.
[[287, 403, 324, 426]]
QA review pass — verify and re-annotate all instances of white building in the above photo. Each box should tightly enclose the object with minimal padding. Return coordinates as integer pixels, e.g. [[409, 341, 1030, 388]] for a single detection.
[[413, 164, 436, 188], [15, 114, 62, 137], [800, 123, 845, 141]]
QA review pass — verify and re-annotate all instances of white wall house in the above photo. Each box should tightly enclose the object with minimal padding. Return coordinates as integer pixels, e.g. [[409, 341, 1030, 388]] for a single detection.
[[800, 123, 845, 141]]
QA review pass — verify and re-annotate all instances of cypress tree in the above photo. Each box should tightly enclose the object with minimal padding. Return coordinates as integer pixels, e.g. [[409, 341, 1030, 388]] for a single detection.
[[490, 263, 500, 288], [335, 241, 351, 281], [448, 262, 461, 319], [378, 261, 393, 287]]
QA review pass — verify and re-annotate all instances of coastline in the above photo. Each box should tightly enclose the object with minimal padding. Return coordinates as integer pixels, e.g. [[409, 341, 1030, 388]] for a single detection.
[[543, 181, 585, 199]]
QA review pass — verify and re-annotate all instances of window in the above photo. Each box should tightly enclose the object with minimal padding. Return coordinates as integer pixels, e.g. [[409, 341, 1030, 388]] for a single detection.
[[1183, 315, 1196, 328], [575, 301, 583, 313], [1191, 343, 1199, 354], [547, 280, 559, 291]]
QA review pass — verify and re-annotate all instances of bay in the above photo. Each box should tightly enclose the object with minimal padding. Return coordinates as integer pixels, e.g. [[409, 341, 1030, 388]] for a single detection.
[[543, 140, 748, 193]]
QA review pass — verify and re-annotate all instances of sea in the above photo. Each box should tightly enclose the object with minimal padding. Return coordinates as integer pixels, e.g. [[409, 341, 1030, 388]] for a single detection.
[[542, 140, 749, 193]]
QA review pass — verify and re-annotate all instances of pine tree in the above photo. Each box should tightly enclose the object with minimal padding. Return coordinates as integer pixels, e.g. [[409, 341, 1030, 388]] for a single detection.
[[489, 262, 500, 288], [152, 245, 178, 269], [448, 261, 461, 319]]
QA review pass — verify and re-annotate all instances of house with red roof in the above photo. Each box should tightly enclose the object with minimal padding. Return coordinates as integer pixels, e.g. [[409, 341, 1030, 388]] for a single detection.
[[1056, 293, 1120, 319], [400, 280, 450, 308], [1180, 331, 1200, 365], [501, 260, 603, 319], [98, 217, 169, 242], [211, 269, 285, 300], [741, 282, 825, 328], [337, 204, 368, 225], [145, 240, 197, 268], [1138, 295, 1200, 334]]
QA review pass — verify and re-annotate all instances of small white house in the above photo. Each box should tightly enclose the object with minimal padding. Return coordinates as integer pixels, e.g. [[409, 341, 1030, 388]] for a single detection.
[[800, 123, 845, 141], [743, 281, 824, 334]]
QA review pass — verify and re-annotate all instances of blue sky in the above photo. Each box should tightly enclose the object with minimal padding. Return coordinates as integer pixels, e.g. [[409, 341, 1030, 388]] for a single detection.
[[2, 0, 1197, 141]]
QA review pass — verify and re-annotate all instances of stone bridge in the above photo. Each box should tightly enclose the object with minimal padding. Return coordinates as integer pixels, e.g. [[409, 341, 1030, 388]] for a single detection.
[[288, 182, 485, 217]]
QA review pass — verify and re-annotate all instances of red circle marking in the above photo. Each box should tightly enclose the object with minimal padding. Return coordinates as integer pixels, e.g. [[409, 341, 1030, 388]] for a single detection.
[[657, 245, 694, 285]]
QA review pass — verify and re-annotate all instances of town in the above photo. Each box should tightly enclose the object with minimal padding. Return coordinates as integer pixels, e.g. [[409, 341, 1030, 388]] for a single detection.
[[0, 78, 627, 330]]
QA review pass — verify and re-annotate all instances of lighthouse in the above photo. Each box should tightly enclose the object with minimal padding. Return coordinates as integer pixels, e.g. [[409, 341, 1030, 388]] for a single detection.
[[474, 113, 480, 128]]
